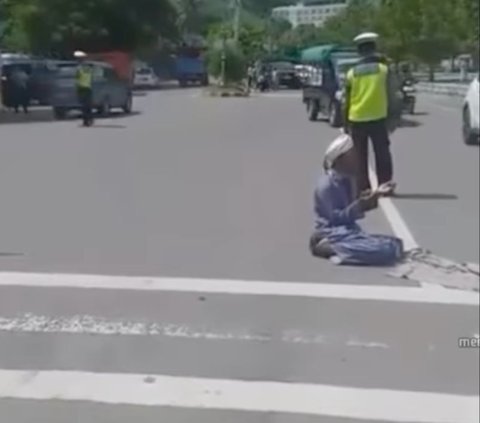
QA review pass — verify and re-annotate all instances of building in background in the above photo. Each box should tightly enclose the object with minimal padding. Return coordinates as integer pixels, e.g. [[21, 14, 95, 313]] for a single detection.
[[272, 1, 348, 28]]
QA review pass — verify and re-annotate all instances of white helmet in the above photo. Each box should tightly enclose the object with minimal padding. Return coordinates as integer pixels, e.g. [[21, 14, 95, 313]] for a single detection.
[[353, 32, 379, 45], [74, 50, 87, 58]]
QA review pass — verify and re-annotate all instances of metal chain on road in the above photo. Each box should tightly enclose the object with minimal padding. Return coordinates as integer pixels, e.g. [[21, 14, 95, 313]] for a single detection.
[[390, 248, 480, 292]]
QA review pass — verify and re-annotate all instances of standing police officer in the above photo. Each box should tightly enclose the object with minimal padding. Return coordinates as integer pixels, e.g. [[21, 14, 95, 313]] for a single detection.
[[344, 33, 397, 196], [74, 51, 94, 127]]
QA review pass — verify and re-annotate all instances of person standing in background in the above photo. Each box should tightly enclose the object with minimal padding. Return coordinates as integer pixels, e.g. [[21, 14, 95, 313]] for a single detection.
[[10, 66, 30, 114], [74, 50, 94, 127], [344, 32, 397, 196]]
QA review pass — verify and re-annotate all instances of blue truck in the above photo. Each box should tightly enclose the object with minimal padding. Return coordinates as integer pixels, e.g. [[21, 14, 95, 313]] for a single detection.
[[175, 52, 209, 87]]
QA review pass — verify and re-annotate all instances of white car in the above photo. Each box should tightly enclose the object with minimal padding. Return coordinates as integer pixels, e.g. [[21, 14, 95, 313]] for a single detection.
[[462, 75, 479, 145], [134, 67, 158, 88]]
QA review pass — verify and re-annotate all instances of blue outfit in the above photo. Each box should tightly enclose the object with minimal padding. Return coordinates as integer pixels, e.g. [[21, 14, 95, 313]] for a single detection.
[[312, 170, 403, 266]]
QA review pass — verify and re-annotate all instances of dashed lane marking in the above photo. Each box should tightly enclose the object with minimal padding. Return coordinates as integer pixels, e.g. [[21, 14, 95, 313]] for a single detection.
[[0, 312, 391, 350]]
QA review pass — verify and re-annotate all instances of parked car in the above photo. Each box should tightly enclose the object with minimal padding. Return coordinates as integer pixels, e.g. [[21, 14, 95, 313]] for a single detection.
[[271, 61, 301, 89], [134, 67, 158, 88], [462, 75, 480, 145], [50, 61, 133, 120]]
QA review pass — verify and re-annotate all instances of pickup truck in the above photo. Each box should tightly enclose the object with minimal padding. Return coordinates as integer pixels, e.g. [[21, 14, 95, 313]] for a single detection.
[[301, 45, 359, 128]]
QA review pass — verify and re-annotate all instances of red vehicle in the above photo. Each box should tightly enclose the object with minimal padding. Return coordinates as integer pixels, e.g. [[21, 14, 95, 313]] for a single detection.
[[87, 51, 134, 85]]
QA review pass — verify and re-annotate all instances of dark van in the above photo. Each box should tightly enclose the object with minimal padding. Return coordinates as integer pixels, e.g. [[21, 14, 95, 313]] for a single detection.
[[1, 58, 59, 107], [50, 61, 133, 119]]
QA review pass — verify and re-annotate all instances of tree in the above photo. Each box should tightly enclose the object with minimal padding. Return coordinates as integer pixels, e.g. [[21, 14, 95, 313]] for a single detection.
[[321, 0, 379, 45], [3, 0, 178, 54], [208, 21, 267, 61], [176, 0, 203, 35], [375, 0, 422, 63], [207, 39, 246, 83], [411, 0, 460, 80], [238, 24, 267, 60], [455, 0, 480, 66]]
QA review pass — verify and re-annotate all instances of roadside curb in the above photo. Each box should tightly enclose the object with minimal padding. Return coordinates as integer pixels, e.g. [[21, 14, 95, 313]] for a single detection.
[[416, 82, 468, 98]]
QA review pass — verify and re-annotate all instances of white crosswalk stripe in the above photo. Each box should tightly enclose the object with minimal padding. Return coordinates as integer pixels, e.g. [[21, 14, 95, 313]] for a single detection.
[[1, 370, 478, 423], [0, 272, 478, 423]]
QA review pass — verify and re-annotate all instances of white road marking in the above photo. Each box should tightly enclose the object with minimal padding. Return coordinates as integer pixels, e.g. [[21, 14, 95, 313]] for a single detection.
[[0, 369, 477, 422], [0, 313, 391, 349], [368, 168, 479, 291], [369, 168, 438, 290], [345, 339, 389, 350], [0, 272, 478, 305], [369, 167, 419, 251]]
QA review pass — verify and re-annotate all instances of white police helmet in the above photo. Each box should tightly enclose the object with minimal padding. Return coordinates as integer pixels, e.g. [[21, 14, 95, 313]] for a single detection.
[[74, 50, 87, 58], [353, 32, 379, 45]]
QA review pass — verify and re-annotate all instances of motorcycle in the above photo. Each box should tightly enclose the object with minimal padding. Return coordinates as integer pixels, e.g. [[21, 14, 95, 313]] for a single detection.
[[256, 74, 269, 92], [401, 79, 416, 115]]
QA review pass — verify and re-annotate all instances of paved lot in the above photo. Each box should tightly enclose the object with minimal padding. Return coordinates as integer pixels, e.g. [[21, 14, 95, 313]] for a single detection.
[[0, 89, 478, 422]]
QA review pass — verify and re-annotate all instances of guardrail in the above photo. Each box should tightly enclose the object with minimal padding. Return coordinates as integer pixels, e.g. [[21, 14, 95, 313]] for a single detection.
[[416, 82, 469, 98]]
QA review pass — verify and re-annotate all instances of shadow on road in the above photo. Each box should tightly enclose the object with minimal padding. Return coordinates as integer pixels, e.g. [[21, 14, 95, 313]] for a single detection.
[[399, 117, 423, 128], [0, 109, 54, 124], [394, 193, 458, 200], [104, 111, 142, 120], [133, 83, 201, 96], [91, 124, 127, 129], [0, 109, 141, 125], [0, 252, 24, 257], [413, 111, 429, 116]]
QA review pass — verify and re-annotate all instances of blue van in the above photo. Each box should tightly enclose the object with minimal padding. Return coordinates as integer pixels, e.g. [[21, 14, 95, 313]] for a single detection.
[[50, 61, 132, 119]]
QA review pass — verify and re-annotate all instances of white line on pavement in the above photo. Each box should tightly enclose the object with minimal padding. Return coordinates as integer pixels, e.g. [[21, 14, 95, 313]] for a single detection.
[[0, 272, 478, 305], [369, 167, 419, 251], [0, 369, 477, 423], [0, 313, 390, 350]]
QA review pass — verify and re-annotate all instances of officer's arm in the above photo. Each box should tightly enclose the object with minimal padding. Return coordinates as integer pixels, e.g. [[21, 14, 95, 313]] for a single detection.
[[344, 71, 352, 132]]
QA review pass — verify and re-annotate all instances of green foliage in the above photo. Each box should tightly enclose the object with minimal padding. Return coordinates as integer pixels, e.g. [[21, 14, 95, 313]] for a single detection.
[[1, 0, 477, 73], [207, 39, 246, 83], [208, 21, 267, 61], [273, 0, 478, 74], [2, 0, 178, 54]]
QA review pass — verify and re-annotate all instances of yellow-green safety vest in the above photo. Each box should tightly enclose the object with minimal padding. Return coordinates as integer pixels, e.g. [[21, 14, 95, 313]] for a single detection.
[[76, 66, 93, 89], [346, 62, 388, 122]]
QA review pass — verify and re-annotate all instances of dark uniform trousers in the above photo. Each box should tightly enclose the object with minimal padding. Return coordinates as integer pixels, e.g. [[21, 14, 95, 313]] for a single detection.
[[77, 87, 93, 126], [350, 118, 393, 193]]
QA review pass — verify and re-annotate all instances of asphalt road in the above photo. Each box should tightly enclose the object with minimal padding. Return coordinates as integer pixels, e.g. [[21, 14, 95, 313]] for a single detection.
[[0, 88, 478, 422]]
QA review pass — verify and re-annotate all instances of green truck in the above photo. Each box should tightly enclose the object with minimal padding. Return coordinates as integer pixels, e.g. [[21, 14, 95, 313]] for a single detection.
[[300, 44, 359, 127]]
